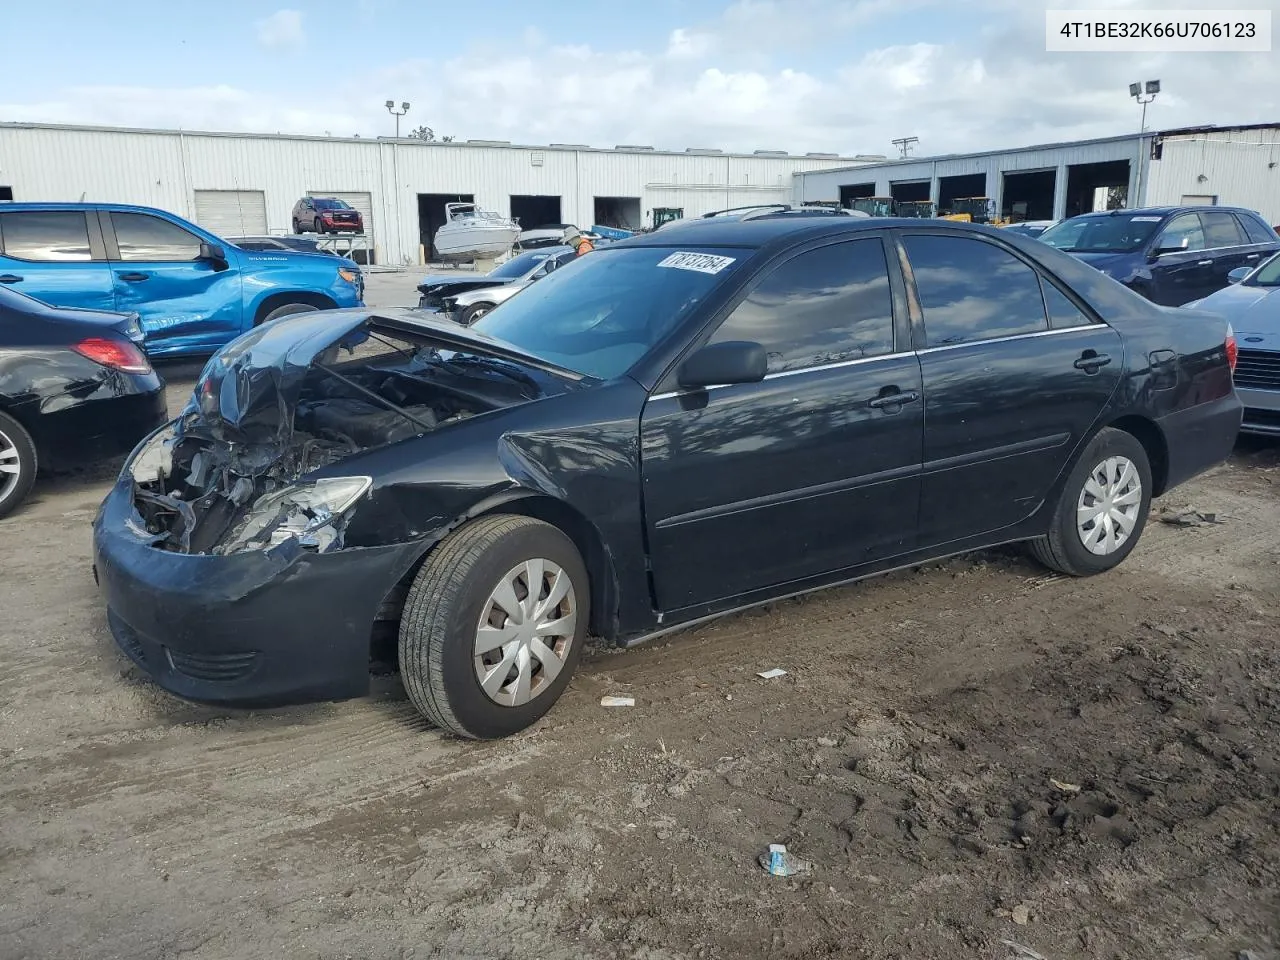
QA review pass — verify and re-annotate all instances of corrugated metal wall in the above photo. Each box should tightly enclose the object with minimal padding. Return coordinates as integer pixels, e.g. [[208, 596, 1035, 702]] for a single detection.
[[0, 124, 864, 265], [1144, 129, 1280, 224]]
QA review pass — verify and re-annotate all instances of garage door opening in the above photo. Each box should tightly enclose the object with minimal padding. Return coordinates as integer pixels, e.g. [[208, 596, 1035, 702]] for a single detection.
[[510, 195, 562, 231], [838, 183, 876, 208], [418, 193, 475, 262], [937, 174, 987, 215], [193, 189, 267, 238], [1000, 170, 1056, 222], [594, 197, 642, 230], [0, 187, 12, 202], [1065, 160, 1130, 217], [890, 180, 931, 204], [307, 190, 375, 264]]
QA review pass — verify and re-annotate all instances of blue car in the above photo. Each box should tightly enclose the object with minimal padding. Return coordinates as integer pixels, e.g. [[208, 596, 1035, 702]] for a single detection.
[[0, 203, 364, 357], [1038, 206, 1280, 307]]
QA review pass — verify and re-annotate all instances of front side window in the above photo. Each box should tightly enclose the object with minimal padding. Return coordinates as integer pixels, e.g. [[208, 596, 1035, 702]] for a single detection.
[[1199, 211, 1245, 248], [1157, 213, 1205, 253], [708, 238, 894, 373], [0, 211, 92, 261], [471, 246, 740, 380], [111, 212, 202, 261], [903, 235, 1048, 347]]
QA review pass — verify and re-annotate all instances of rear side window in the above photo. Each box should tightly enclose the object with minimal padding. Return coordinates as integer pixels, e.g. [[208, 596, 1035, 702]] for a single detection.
[[708, 238, 894, 372], [903, 235, 1047, 347], [1199, 211, 1245, 248], [110, 212, 202, 261], [1040, 279, 1094, 329], [0, 211, 92, 261], [1237, 214, 1276, 245]]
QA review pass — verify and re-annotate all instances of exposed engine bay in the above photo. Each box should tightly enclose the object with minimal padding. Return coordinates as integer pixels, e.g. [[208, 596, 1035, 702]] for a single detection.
[[127, 319, 544, 556]]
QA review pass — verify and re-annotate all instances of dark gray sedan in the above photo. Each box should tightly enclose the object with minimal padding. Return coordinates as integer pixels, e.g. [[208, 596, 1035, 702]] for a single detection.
[[1187, 253, 1280, 436]]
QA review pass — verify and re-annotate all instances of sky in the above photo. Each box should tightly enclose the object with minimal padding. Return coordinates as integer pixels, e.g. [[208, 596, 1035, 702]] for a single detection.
[[2, 0, 1277, 157]]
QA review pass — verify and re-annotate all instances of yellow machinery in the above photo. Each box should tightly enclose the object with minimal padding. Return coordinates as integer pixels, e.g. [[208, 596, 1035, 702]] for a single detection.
[[940, 197, 1010, 226], [850, 197, 897, 217], [896, 200, 936, 218]]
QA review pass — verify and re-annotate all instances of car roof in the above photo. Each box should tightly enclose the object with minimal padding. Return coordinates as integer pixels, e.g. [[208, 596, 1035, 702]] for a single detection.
[[1067, 205, 1262, 219], [0, 201, 176, 214], [620, 214, 1015, 249]]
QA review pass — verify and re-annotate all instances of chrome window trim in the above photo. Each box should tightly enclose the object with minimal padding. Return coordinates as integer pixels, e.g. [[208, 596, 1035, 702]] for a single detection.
[[916, 324, 1098, 354]]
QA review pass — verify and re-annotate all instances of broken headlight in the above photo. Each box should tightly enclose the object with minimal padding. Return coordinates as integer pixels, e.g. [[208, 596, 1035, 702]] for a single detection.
[[128, 421, 179, 484], [219, 476, 372, 555]]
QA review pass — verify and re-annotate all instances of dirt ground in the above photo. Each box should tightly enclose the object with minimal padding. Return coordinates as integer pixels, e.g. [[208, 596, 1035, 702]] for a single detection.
[[1, 274, 1278, 959]]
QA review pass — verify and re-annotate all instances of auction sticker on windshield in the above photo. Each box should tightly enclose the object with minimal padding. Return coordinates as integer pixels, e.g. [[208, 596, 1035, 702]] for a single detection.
[[657, 252, 737, 275]]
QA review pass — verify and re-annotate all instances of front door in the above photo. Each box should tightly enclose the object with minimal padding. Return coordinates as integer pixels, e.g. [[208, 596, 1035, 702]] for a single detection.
[[0, 209, 114, 310], [103, 210, 245, 354], [899, 231, 1123, 547], [640, 236, 924, 613], [1148, 212, 1214, 306]]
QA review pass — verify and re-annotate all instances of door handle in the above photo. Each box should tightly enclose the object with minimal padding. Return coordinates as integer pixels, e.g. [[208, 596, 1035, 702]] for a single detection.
[[0, 274, 23, 283], [117, 272, 149, 282], [868, 389, 920, 409], [1074, 351, 1112, 373], [1196, 259, 1213, 266], [1246, 253, 1261, 259]]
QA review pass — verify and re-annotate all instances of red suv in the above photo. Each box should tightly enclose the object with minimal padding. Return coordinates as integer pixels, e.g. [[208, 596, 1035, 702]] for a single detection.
[[292, 197, 364, 234]]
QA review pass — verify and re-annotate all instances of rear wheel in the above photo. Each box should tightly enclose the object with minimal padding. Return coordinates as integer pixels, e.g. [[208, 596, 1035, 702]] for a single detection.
[[292, 218, 301, 234], [1029, 427, 1152, 576], [399, 515, 588, 739], [459, 302, 495, 325], [0, 411, 38, 520], [258, 302, 320, 325]]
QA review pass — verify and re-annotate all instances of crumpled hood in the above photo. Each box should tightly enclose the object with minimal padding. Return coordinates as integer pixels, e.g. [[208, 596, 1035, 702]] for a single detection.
[[416, 274, 516, 297], [186, 307, 581, 447], [1190, 282, 1280, 339]]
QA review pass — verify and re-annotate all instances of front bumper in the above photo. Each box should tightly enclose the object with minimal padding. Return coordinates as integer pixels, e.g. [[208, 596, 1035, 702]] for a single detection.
[[1236, 386, 1280, 436], [92, 479, 425, 707]]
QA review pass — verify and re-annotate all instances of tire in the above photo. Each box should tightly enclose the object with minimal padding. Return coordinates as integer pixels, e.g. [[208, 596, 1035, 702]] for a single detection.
[[258, 302, 320, 325], [459, 302, 494, 325], [314, 218, 325, 235], [399, 515, 589, 739], [292, 218, 301, 234], [0, 410, 38, 520], [1029, 427, 1152, 576]]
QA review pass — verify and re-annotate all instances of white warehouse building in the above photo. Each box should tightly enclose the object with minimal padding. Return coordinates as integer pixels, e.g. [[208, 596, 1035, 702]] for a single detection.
[[0, 122, 880, 265], [794, 123, 1280, 227]]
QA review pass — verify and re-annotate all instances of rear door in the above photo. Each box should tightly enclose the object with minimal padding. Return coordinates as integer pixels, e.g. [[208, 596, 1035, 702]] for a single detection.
[[1233, 211, 1280, 276], [899, 231, 1123, 547], [0, 209, 113, 310], [1147, 212, 1213, 306], [1197, 209, 1252, 292], [103, 210, 245, 353], [640, 235, 924, 612]]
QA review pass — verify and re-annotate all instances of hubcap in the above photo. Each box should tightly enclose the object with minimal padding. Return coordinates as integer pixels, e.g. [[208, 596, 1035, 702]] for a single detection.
[[0, 428, 20, 502], [474, 558, 577, 707], [469, 305, 490, 323], [1076, 455, 1142, 556]]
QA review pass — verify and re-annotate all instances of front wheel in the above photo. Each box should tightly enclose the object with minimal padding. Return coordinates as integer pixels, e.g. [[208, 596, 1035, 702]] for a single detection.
[[258, 302, 320, 325], [459, 302, 494, 325], [1029, 427, 1152, 576], [399, 515, 589, 739], [314, 218, 325, 235]]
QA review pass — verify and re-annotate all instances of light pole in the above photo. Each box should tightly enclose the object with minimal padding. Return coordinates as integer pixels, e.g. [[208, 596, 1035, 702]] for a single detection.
[[1129, 80, 1159, 208], [385, 100, 410, 138]]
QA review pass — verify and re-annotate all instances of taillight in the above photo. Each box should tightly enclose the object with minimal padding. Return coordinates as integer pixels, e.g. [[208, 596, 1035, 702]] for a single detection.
[[1225, 323, 1238, 373], [73, 336, 152, 374]]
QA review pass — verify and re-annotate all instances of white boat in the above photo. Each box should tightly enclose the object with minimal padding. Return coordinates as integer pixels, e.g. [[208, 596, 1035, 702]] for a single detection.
[[432, 203, 521, 261]]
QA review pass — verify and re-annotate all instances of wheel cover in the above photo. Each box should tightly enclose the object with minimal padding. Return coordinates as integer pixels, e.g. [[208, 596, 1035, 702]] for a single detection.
[[1076, 455, 1142, 556], [473, 558, 577, 707], [469, 305, 491, 322], [0, 427, 20, 502]]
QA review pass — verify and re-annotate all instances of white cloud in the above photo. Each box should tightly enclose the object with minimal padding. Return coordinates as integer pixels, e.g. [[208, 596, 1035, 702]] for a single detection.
[[5, 0, 1278, 157], [255, 9, 305, 50]]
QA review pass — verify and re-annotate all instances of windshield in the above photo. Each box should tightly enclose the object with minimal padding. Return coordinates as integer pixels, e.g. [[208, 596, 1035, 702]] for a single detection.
[[489, 250, 554, 279], [313, 198, 350, 210], [1246, 251, 1280, 286], [471, 246, 741, 380], [1039, 213, 1163, 253]]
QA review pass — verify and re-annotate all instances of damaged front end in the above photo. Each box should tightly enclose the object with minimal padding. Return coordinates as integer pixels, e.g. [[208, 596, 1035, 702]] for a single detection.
[[126, 310, 545, 556]]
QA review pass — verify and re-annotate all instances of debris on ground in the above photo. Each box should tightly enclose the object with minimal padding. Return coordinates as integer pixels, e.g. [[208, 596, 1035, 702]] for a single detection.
[[758, 843, 814, 877], [1049, 778, 1082, 793], [600, 695, 635, 708], [1157, 507, 1227, 527], [1001, 939, 1049, 960], [1010, 903, 1032, 925], [757, 668, 787, 680]]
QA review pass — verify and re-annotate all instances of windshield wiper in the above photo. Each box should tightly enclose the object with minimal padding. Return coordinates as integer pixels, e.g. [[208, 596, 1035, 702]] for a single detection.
[[437, 353, 543, 393]]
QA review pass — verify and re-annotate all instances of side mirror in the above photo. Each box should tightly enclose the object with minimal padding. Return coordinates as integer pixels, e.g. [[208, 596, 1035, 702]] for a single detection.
[[199, 242, 227, 263], [1227, 266, 1251, 284], [677, 340, 767, 389], [1150, 239, 1188, 260]]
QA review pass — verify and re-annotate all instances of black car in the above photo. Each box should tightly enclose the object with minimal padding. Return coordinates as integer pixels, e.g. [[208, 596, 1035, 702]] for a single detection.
[[0, 286, 167, 518], [1039, 206, 1280, 306], [291, 197, 364, 235], [229, 235, 338, 256], [93, 212, 1241, 739]]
